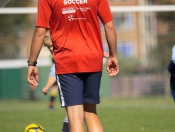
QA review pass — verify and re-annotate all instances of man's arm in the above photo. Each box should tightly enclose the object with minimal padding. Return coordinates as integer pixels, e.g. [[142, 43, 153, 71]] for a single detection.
[[27, 27, 47, 86], [42, 76, 56, 95], [43, 64, 56, 95], [104, 21, 117, 57], [104, 20, 119, 76], [28, 27, 47, 62]]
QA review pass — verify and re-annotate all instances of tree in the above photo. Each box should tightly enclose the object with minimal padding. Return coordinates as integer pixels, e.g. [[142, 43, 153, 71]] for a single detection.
[[149, 0, 175, 72], [0, 0, 33, 59]]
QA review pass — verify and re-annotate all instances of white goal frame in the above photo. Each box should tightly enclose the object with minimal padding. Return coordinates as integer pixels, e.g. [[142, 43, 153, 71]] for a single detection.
[[0, 5, 175, 14]]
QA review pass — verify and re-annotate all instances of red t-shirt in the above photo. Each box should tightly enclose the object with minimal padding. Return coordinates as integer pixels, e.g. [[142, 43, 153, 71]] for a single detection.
[[36, 0, 113, 74]]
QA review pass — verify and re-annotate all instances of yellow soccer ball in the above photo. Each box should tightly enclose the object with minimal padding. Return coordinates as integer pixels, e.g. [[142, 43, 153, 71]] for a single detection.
[[24, 123, 45, 132]]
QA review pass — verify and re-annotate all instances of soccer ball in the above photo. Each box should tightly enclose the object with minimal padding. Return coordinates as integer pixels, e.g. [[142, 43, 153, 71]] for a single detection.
[[24, 123, 45, 132]]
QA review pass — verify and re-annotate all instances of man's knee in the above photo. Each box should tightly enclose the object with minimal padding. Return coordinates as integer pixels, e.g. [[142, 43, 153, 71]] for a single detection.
[[83, 103, 96, 113], [66, 105, 84, 119]]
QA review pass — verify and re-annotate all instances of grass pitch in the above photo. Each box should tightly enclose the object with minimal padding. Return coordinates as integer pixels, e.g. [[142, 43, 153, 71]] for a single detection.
[[0, 96, 175, 132]]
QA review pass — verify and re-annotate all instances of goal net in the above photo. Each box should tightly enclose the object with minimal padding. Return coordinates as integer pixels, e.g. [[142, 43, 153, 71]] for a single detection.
[[0, 5, 174, 100]]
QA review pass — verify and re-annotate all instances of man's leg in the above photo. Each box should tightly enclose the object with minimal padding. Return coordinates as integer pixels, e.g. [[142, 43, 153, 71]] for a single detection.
[[49, 86, 57, 111], [84, 103, 104, 132], [66, 105, 85, 132], [61, 116, 69, 132]]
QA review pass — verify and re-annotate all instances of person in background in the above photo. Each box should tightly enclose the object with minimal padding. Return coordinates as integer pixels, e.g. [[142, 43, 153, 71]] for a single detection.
[[168, 45, 175, 101], [27, 0, 119, 131], [42, 36, 57, 111], [104, 52, 109, 58], [42, 35, 69, 132]]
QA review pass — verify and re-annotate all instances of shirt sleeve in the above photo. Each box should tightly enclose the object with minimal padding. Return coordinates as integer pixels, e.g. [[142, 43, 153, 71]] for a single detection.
[[49, 63, 56, 80], [97, 0, 113, 24], [36, 0, 51, 28]]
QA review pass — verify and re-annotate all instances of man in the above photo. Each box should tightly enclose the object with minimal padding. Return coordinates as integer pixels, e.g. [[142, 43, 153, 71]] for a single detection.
[[27, 0, 119, 132], [168, 45, 175, 101]]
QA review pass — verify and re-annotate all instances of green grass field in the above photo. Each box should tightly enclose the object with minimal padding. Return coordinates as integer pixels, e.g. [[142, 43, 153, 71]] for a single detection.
[[0, 96, 175, 132]]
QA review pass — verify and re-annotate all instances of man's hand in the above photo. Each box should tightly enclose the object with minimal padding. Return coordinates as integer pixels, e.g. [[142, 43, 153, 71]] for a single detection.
[[27, 66, 39, 86], [106, 57, 119, 76]]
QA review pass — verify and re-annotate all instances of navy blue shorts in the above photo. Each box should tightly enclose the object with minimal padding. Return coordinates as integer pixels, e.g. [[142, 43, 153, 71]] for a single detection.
[[56, 72, 102, 107]]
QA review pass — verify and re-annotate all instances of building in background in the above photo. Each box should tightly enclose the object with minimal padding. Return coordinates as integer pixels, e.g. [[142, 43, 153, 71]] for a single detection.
[[103, 0, 157, 66]]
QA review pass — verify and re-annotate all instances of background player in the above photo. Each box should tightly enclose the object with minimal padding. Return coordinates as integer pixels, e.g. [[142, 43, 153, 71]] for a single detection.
[[42, 34, 69, 132], [168, 45, 175, 101]]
